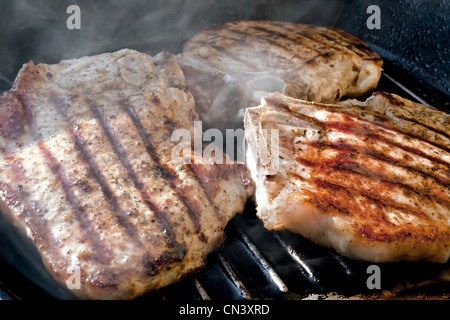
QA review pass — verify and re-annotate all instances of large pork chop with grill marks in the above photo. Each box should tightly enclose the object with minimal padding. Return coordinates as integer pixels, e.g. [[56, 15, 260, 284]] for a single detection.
[[0, 49, 254, 299], [244, 91, 450, 263], [178, 20, 383, 129]]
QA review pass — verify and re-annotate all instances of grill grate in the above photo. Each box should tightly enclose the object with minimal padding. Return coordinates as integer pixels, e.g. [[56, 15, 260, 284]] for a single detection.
[[0, 70, 449, 301], [142, 199, 450, 301]]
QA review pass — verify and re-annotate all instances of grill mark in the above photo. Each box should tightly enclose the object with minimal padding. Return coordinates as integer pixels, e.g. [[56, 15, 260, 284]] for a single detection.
[[88, 101, 200, 249], [222, 27, 303, 57], [208, 43, 260, 71], [298, 154, 447, 217], [47, 93, 146, 250], [310, 178, 445, 243], [278, 96, 449, 154], [395, 114, 450, 141], [328, 141, 447, 187], [321, 104, 450, 153], [370, 133, 450, 169], [120, 99, 214, 232], [264, 95, 449, 178], [247, 24, 364, 60], [293, 168, 434, 224], [263, 96, 324, 129], [184, 154, 240, 223], [315, 179, 441, 229], [0, 162, 62, 272], [244, 24, 330, 54], [230, 25, 333, 68], [291, 173, 394, 225], [72, 131, 144, 245], [48, 94, 186, 274], [38, 142, 113, 264], [310, 25, 381, 60], [314, 30, 371, 58], [184, 163, 222, 220], [339, 162, 450, 207], [325, 27, 372, 51], [18, 93, 113, 265], [323, 120, 450, 169], [239, 24, 336, 56]]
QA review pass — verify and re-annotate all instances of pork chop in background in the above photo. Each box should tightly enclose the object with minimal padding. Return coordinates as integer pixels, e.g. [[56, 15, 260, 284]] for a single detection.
[[244, 91, 449, 264], [0, 49, 254, 299], [178, 20, 383, 130]]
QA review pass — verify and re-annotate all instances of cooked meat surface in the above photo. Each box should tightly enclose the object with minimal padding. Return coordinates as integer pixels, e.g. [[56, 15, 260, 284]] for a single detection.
[[178, 20, 383, 130], [0, 49, 253, 299], [244, 91, 450, 263]]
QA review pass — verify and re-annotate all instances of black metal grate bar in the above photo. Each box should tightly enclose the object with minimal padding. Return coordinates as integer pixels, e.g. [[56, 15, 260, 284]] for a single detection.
[[239, 233, 289, 293], [271, 232, 320, 286]]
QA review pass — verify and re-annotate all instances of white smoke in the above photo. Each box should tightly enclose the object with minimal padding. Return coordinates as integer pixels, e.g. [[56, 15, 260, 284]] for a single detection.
[[0, 0, 347, 92]]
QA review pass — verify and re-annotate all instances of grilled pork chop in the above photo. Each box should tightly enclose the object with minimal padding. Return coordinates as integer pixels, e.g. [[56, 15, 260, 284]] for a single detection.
[[0, 49, 253, 299], [178, 20, 383, 129], [244, 91, 450, 263]]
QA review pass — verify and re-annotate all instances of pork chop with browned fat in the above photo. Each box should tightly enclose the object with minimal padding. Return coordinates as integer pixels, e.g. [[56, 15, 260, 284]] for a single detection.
[[178, 20, 383, 129], [0, 49, 254, 299], [244, 91, 449, 263]]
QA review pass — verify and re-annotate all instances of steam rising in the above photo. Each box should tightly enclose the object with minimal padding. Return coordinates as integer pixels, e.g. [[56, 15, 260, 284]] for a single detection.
[[0, 0, 347, 92]]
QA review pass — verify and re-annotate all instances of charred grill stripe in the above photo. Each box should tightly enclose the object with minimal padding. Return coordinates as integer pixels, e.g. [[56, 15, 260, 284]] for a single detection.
[[228, 25, 333, 67], [325, 27, 373, 52], [291, 173, 394, 226], [279, 97, 449, 154], [263, 97, 324, 129], [88, 101, 191, 254], [240, 24, 328, 53], [367, 133, 450, 168], [292, 170, 434, 223], [323, 120, 450, 169], [247, 24, 363, 60], [306, 141, 449, 190], [220, 27, 300, 56], [395, 114, 450, 141], [296, 157, 450, 212], [320, 105, 450, 153], [314, 30, 370, 58], [46, 93, 145, 248], [0, 163, 62, 272], [120, 99, 211, 233], [72, 131, 143, 246], [208, 43, 260, 71], [264, 96, 449, 177], [184, 163, 223, 222], [337, 163, 450, 208], [18, 93, 113, 265], [38, 142, 113, 264], [314, 178, 436, 224], [254, 25, 329, 52], [295, 157, 437, 222]]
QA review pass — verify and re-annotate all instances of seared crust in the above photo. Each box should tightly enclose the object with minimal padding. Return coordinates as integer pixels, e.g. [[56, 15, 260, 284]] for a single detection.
[[244, 91, 450, 263], [0, 49, 253, 299], [179, 20, 383, 129]]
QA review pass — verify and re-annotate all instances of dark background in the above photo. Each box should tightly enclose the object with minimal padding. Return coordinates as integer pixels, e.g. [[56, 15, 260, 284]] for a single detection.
[[0, 0, 449, 104]]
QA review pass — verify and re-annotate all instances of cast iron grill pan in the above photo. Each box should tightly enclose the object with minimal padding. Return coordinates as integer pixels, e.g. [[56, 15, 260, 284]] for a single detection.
[[0, 46, 450, 300], [0, 61, 448, 301]]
